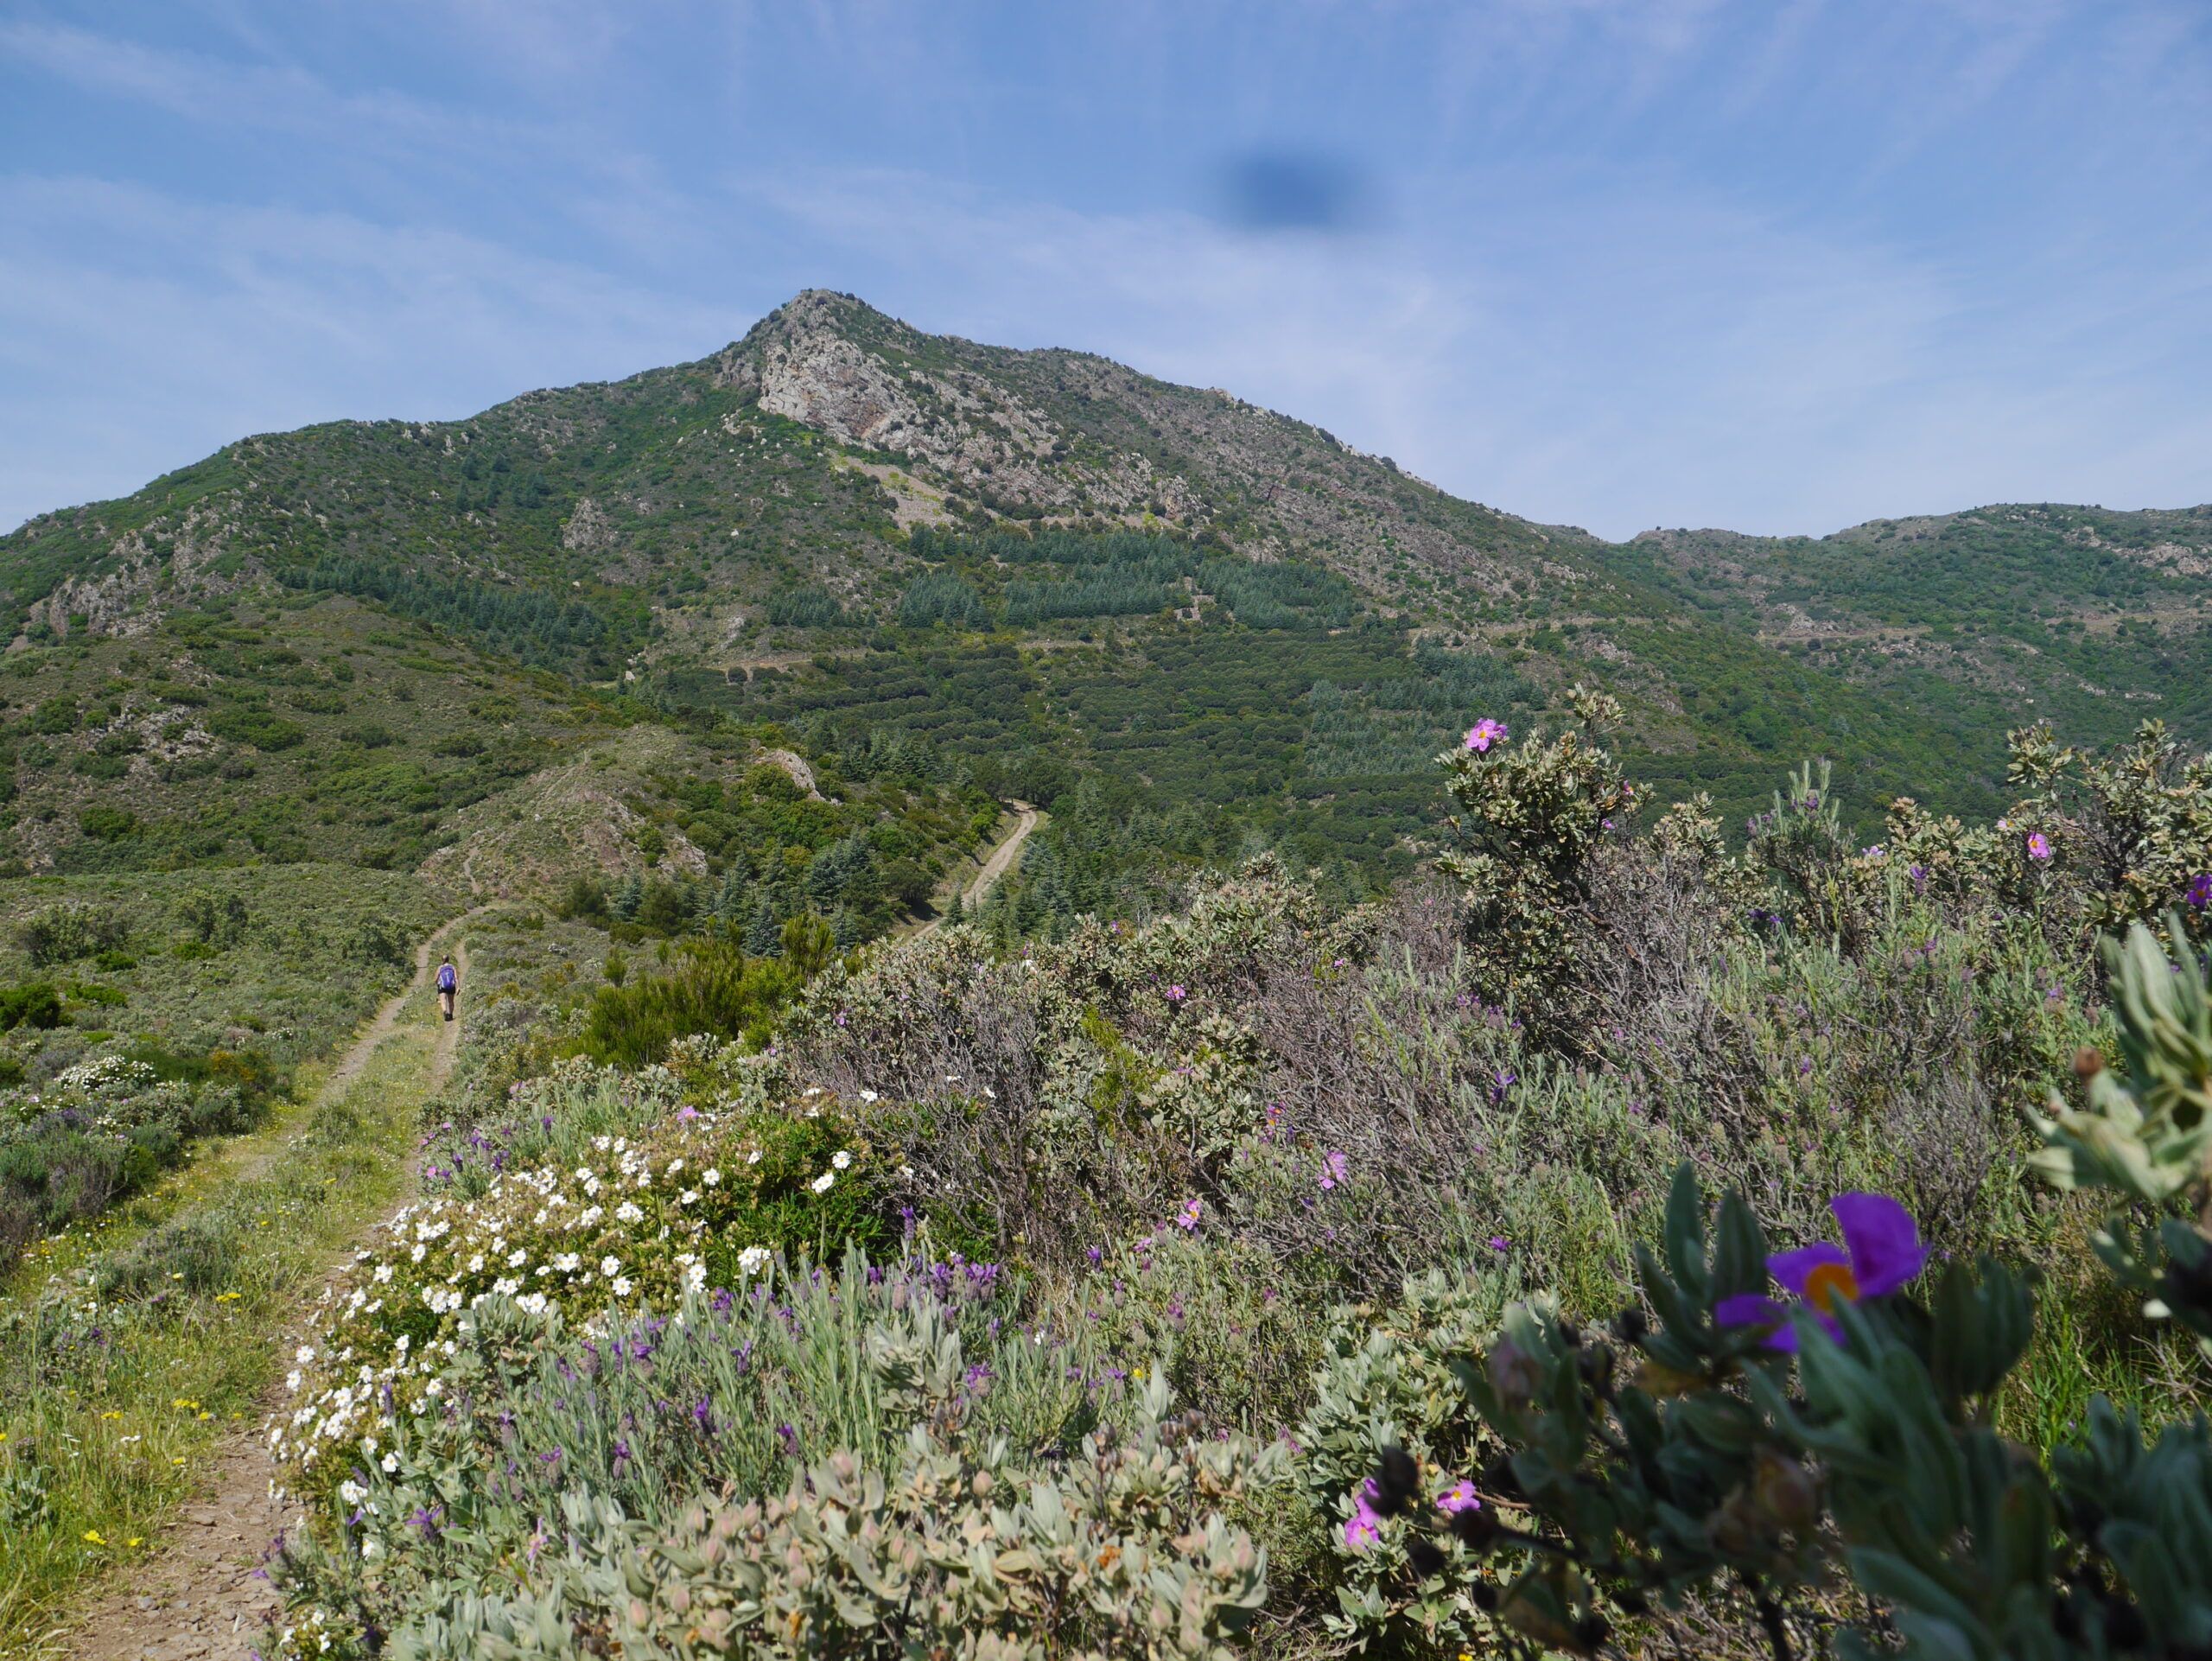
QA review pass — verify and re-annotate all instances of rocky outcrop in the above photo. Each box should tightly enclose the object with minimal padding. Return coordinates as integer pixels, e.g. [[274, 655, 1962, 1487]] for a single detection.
[[31, 506, 240, 640]]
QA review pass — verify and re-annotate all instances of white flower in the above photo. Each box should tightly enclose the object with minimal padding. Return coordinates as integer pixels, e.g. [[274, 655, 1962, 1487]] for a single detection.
[[372, 1264, 393, 1284], [667, 1158, 685, 1175], [803, 1086, 823, 1098], [296, 1346, 315, 1365], [286, 1370, 302, 1391], [859, 1089, 879, 1103], [702, 1169, 721, 1187], [339, 1480, 365, 1506], [612, 1276, 633, 1296], [615, 1202, 643, 1223], [678, 1190, 699, 1206], [738, 1245, 772, 1276], [830, 1149, 852, 1171], [507, 1250, 527, 1268], [410, 1244, 426, 1263], [811, 1172, 836, 1194], [746, 1149, 762, 1166], [601, 1256, 621, 1277], [380, 1453, 398, 1473]]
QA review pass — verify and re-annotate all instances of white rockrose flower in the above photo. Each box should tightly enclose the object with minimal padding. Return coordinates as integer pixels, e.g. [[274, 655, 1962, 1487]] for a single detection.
[[811, 1172, 836, 1194]]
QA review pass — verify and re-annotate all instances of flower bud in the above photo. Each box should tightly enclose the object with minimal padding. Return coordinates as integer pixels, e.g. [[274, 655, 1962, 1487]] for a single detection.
[[2074, 1046, 2104, 1081], [1487, 1337, 1541, 1408], [1751, 1448, 1819, 1534]]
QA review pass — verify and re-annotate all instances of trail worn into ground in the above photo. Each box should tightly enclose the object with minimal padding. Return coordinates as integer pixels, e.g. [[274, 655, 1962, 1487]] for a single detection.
[[918, 801, 1039, 934], [63, 914, 483, 1661]]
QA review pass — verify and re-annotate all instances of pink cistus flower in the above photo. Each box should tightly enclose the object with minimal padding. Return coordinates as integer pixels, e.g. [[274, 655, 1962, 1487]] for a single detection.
[[1343, 1480, 1384, 1551], [1717, 1192, 1928, 1351], [2186, 873, 2211, 909], [1435, 1478, 1480, 1515], [1166, 983, 1188, 1003], [1174, 1199, 1202, 1231], [1464, 717, 1509, 754], [1319, 1150, 1349, 1191], [2026, 832, 2053, 862]]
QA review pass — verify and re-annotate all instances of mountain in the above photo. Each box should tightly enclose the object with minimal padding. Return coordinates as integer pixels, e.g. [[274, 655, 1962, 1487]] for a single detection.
[[3, 290, 2208, 920]]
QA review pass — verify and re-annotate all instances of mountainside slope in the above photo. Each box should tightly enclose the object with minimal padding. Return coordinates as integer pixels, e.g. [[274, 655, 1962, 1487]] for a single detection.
[[4, 290, 2207, 907]]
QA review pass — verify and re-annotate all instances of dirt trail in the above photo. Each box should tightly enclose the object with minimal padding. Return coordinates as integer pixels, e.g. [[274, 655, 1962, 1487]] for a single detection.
[[918, 802, 1039, 934], [63, 912, 486, 1661]]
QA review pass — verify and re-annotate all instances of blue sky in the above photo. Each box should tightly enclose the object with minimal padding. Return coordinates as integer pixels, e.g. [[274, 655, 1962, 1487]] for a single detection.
[[3, 0, 2209, 539]]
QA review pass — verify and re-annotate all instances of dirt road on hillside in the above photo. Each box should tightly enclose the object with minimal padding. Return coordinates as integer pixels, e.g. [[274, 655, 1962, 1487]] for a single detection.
[[916, 802, 1038, 934]]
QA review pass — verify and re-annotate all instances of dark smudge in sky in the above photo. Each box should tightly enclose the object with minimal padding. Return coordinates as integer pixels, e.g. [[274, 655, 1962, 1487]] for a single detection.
[[1214, 150, 1378, 233]]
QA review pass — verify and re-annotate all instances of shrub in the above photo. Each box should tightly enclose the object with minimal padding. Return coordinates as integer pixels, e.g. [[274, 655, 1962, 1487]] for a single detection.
[[0, 982, 61, 1033], [578, 939, 800, 1066], [16, 902, 131, 967], [275, 1083, 893, 1493], [1340, 920, 2212, 1659], [207, 705, 306, 751]]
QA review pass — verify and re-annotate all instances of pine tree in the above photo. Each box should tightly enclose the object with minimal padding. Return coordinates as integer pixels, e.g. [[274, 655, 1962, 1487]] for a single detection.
[[715, 862, 748, 925], [610, 873, 644, 921], [743, 894, 779, 957]]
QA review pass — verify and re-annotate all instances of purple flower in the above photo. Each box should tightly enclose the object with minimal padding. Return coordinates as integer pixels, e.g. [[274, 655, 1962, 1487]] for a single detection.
[[1166, 983, 1188, 1003], [1487, 1235, 1510, 1252], [1464, 717, 1509, 754], [2026, 832, 2052, 862], [1343, 1480, 1384, 1552], [2187, 873, 2212, 909], [1175, 1199, 1202, 1231], [1319, 1150, 1349, 1191], [678, 1104, 700, 1121], [1435, 1478, 1481, 1515], [1717, 1192, 1929, 1351]]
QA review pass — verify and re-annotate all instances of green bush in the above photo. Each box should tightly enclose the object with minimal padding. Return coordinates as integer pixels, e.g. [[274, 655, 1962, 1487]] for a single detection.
[[0, 982, 61, 1033]]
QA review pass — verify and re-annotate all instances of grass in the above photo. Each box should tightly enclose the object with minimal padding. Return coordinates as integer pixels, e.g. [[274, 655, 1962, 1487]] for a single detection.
[[0, 983, 438, 1657]]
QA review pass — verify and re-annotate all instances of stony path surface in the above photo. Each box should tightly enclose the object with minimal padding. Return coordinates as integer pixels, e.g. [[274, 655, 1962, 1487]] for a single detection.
[[917, 802, 1038, 936], [61, 917, 481, 1661], [958, 801, 1038, 911]]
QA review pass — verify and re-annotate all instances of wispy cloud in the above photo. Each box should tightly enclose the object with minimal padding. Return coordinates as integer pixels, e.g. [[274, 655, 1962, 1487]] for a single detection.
[[0, 175, 741, 527], [1, 0, 2206, 538]]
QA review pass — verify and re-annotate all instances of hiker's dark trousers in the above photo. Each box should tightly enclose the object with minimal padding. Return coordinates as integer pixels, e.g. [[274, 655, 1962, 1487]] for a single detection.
[[439, 989, 455, 1021]]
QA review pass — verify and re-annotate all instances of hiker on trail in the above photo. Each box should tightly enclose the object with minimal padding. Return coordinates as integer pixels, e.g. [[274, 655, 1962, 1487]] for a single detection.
[[436, 953, 458, 1022]]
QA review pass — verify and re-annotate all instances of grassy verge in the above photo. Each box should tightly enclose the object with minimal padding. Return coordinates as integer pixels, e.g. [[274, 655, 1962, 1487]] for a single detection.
[[0, 990, 437, 1656]]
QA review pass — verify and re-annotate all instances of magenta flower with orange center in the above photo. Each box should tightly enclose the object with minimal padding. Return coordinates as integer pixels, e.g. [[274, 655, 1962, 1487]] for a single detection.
[[1717, 1193, 1928, 1351], [1464, 717, 1508, 753]]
